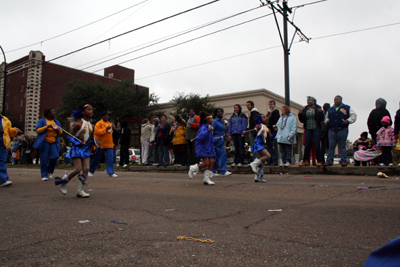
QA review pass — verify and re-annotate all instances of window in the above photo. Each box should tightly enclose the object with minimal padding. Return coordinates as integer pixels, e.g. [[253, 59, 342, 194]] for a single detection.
[[5, 102, 8, 110], [21, 85, 24, 92], [20, 114, 22, 122], [22, 70, 24, 77], [20, 99, 23, 107], [6, 88, 9, 96], [108, 73, 114, 78]]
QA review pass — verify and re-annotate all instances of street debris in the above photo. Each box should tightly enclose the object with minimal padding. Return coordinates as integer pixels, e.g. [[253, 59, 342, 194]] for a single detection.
[[78, 220, 90, 223], [111, 220, 128, 225], [177, 236, 214, 243], [377, 172, 388, 178], [268, 209, 282, 212], [164, 209, 175, 212]]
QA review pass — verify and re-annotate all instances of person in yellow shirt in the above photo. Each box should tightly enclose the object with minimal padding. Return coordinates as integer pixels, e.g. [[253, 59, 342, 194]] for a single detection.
[[170, 114, 187, 166], [0, 114, 22, 187], [88, 111, 117, 178], [33, 108, 62, 181]]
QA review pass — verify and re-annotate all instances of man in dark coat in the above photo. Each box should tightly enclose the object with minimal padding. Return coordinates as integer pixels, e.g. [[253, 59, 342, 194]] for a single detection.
[[118, 119, 130, 167], [367, 98, 391, 145]]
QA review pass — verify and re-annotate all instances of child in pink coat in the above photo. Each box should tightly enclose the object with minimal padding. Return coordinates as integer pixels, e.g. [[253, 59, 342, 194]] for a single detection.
[[376, 116, 396, 166]]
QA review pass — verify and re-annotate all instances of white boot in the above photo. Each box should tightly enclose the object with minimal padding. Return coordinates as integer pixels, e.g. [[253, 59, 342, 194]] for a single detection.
[[59, 174, 69, 195], [76, 180, 90, 198], [203, 170, 215, 185], [250, 158, 261, 173], [188, 164, 199, 179]]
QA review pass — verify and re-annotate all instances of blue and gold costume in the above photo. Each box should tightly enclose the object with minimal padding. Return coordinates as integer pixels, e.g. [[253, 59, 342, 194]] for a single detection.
[[66, 119, 93, 159], [252, 124, 268, 153]]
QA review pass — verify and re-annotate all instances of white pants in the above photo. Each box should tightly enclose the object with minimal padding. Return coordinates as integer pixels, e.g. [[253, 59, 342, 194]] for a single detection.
[[141, 140, 150, 164]]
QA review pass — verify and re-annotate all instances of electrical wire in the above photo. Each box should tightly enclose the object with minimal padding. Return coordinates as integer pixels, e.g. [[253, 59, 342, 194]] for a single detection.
[[60, 0, 154, 65], [90, 12, 273, 73], [5, 0, 149, 54], [46, 0, 221, 63], [135, 21, 400, 81], [80, 5, 264, 70]]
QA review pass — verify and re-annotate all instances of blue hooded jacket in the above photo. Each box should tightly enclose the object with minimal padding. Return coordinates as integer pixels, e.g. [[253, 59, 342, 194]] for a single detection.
[[228, 104, 248, 136], [275, 112, 297, 145], [195, 124, 216, 158]]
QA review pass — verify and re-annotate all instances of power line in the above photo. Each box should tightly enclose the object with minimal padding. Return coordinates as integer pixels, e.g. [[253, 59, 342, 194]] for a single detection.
[[60, 0, 154, 65], [5, 0, 149, 54], [135, 21, 400, 81], [81, 5, 264, 70], [312, 21, 400, 40], [47, 0, 221, 63], [90, 12, 274, 73]]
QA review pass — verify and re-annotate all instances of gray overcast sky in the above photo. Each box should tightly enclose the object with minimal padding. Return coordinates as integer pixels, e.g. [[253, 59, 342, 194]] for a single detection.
[[1, 0, 400, 142]]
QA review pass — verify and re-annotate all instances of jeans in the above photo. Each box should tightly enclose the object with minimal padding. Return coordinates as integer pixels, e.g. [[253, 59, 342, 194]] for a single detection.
[[267, 138, 279, 165], [213, 144, 228, 174], [248, 133, 258, 160], [304, 128, 323, 163], [279, 143, 292, 164], [0, 145, 9, 184], [39, 142, 59, 178], [158, 145, 170, 166], [147, 141, 157, 163], [231, 134, 245, 164], [381, 146, 393, 165], [320, 134, 329, 164], [327, 128, 348, 165], [89, 148, 115, 175]]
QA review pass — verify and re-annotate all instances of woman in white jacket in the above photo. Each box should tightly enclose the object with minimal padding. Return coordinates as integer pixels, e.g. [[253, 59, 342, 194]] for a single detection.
[[273, 105, 297, 167]]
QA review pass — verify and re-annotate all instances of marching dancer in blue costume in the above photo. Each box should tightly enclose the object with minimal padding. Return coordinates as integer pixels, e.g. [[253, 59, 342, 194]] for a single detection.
[[212, 108, 232, 176], [249, 114, 271, 182], [55, 104, 94, 198], [188, 111, 220, 185]]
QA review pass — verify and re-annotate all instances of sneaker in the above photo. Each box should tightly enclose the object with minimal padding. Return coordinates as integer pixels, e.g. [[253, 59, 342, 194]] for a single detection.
[[222, 171, 232, 176], [0, 181, 12, 187], [237, 163, 243, 167], [284, 162, 291, 167], [379, 163, 385, 166], [48, 174, 53, 179], [279, 163, 284, 167], [123, 164, 128, 168], [213, 173, 220, 177], [258, 179, 266, 183], [109, 174, 118, 178], [389, 163, 394, 166], [116, 164, 121, 167], [88, 172, 93, 177], [152, 163, 158, 166], [341, 163, 347, 167], [253, 174, 258, 182], [42, 177, 48, 182], [231, 163, 237, 167]]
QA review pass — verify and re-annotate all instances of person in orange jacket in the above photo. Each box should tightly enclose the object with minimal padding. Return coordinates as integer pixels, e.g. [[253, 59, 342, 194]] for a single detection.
[[88, 111, 117, 178], [0, 114, 22, 187]]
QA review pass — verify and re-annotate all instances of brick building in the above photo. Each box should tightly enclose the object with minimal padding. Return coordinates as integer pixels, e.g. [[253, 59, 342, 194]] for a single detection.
[[0, 50, 148, 135]]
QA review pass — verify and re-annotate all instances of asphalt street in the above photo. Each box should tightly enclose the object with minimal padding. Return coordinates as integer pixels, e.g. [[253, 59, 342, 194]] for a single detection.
[[1, 168, 400, 266]]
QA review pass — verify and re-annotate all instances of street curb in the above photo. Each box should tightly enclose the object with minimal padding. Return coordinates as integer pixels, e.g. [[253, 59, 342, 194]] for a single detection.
[[128, 165, 400, 176]]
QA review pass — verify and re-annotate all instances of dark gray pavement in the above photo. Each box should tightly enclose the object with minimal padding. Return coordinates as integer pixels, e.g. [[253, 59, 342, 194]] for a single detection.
[[1, 168, 400, 266]]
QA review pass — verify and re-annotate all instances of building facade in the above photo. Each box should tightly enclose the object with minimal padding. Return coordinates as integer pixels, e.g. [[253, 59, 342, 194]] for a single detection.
[[0, 50, 147, 135]]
